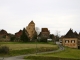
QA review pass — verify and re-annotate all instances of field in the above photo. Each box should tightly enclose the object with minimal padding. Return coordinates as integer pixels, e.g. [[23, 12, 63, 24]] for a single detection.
[[0, 42, 58, 56], [24, 47, 80, 60]]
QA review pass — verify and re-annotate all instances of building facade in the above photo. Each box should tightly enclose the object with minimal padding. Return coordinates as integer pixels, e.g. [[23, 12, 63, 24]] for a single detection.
[[62, 28, 79, 48], [26, 21, 36, 41], [0, 29, 10, 42], [40, 28, 50, 39]]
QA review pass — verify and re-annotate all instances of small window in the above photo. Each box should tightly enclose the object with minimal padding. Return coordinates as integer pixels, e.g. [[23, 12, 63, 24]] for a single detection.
[[71, 40, 75, 43], [65, 40, 69, 43]]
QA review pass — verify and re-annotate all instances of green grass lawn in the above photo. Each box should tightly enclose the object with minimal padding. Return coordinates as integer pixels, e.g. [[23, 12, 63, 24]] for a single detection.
[[44, 47, 80, 59], [24, 47, 80, 60], [0, 42, 58, 56]]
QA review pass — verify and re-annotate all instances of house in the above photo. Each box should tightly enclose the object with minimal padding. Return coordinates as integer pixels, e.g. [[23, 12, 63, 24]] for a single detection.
[[0, 29, 10, 42], [15, 30, 23, 38], [39, 28, 50, 39], [78, 32, 80, 48], [62, 28, 78, 48]]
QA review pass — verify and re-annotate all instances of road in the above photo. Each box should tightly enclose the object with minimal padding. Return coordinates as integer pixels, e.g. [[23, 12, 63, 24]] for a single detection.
[[0, 42, 64, 60]]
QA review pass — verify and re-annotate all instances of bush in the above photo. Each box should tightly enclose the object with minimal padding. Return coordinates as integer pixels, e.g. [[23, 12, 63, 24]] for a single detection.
[[40, 38, 47, 42], [10, 36, 16, 41], [0, 46, 10, 54]]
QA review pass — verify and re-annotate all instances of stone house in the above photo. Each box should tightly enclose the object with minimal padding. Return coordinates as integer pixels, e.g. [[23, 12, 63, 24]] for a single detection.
[[0, 29, 10, 42], [15, 30, 23, 41], [39, 28, 50, 39], [15, 30, 23, 38], [62, 28, 80, 48]]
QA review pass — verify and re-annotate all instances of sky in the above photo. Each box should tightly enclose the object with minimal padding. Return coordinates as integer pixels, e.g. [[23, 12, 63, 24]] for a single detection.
[[0, 0, 80, 36]]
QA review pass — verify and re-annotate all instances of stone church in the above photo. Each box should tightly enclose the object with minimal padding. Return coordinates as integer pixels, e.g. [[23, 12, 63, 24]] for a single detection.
[[26, 21, 36, 41]]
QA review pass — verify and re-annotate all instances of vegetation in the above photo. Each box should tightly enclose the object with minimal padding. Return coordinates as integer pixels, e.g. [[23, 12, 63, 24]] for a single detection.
[[0, 46, 9, 54], [24, 55, 80, 60], [24, 47, 80, 60], [44, 47, 80, 59], [0, 42, 58, 56], [10, 36, 16, 42], [32, 31, 37, 41], [20, 28, 29, 42], [40, 37, 47, 42]]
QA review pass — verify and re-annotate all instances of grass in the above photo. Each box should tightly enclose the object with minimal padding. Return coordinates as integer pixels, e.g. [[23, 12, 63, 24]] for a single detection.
[[24, 47, 80, 60], [24, 56, 80, 60], [0, 43, 57, 50], [43, 47, 80, 59], [0, 42, 55, 44], [0, 42, 58, 56]]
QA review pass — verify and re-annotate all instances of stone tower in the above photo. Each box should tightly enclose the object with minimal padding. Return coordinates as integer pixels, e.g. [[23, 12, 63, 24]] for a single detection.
[[26, 21, 36, 41]]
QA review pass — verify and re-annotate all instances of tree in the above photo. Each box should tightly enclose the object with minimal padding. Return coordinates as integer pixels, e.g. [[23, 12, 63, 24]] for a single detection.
[[10, 36, 16, 42], [35, 27, 40, 41], [55, 30, 60, 41], [50, 34, 54, 39], [35, 27, 40, 35], [32, 31, 37, 41], [20, 28, 29, 42], [40, 37, 47, 42]]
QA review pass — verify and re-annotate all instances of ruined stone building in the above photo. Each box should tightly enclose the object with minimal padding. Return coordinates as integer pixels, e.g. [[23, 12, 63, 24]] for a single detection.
[[26, 21, 36, 41]]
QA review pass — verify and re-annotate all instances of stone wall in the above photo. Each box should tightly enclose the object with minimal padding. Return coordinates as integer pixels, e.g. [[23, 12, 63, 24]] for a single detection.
[[62, 38, 78, 48]]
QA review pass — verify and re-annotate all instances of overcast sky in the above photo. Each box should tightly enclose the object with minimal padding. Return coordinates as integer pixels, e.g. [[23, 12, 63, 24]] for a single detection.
[[0, 0, 80, 35]]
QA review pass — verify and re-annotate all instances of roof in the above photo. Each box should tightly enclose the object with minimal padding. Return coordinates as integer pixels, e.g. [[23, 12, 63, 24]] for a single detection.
[[41, 28, 49, 32], [74, 31, 79, 37], [64, 28, 77, 38], [15, 30, 23, 37], [0, 29, 7, 35]]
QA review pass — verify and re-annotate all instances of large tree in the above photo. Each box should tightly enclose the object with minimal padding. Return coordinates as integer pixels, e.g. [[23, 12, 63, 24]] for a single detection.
[[35, 27, 40, 35], [55, 30, 60, 41], [20, 28, 29, 42]]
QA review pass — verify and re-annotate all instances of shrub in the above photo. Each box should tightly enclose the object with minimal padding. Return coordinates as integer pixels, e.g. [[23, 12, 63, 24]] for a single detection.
[[40, 38, 47, 42], [10, 36, 16, 41], [0, 46, 10, 54]]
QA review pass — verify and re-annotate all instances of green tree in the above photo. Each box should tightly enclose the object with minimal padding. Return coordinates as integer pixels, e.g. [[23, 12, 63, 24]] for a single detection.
[[40, 37, 47, 42], [20, 28, 29, 42], [32, 31, 37, 41], [10, 36, 16, 42]]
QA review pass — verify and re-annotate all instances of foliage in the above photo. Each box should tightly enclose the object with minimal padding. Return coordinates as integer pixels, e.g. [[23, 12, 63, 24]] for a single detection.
[[10, 36, 16, 41], [32, 31, 37, 41], [55, 35, 59, 41], [50, 34, 54, 39], [0, 42, 58, 56], [0, 46, 9, 54], [8, 46, 58, 56], [40, 37, 47, 42], [35, 27, 40, 35], [20, 28, 29, 42]]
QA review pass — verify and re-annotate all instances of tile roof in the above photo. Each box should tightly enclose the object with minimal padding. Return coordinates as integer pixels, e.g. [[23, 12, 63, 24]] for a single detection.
[[41, 28, 49, 32], [64, 28, 77, 38]]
